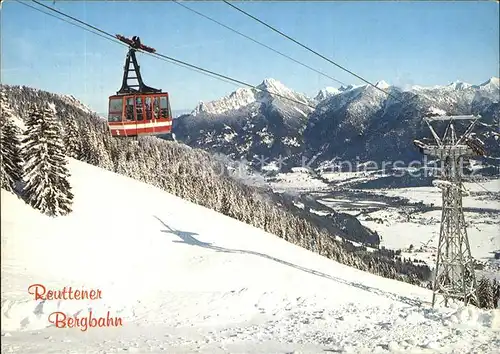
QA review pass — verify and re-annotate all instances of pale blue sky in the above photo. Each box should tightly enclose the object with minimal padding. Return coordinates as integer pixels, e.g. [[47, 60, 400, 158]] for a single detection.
[[1, 1, 499, 114]]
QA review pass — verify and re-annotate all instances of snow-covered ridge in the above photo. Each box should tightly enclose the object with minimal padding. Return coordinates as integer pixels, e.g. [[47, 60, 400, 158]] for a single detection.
[[445, 81, 472, 91], [192, 78, 313, 116], [375, 80, 390, 89], [479, 76, 500, 87], [192, 87, 256, 116], [258, 78, 293, 95], [58, 94, 96, 116], [410, 77, 499, 92], [314, 86, 340, 101], [192, 76, 498, 116]]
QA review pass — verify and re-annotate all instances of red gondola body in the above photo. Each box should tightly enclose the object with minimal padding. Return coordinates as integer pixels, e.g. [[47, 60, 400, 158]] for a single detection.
[[107, 35, 173, 138], [108, 93, 173, 137]]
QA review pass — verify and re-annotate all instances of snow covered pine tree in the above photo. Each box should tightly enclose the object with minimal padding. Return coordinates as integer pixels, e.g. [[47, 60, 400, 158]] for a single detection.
[[0, 91, 22, 192], [22, 103, 74, 216], [63, 115, 81, 159], [477, 277, 495, 309]]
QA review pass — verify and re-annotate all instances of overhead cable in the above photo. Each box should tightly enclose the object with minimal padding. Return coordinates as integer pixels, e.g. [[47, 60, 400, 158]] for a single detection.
[[172, 0, 348, 88], [24, 0, 316, 110], [222, 0, 402, 103]]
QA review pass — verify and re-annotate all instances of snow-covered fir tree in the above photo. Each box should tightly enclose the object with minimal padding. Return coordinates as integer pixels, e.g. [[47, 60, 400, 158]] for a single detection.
[[0, 93, 23, 192], [21, 103, 74, 216], [63, 115, 81, 159], [477, 277, 496, 309], [494, 279, 500, 309]]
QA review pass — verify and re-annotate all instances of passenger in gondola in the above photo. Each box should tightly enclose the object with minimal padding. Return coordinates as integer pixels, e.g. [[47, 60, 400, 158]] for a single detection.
[[126, 106, 134, 121], [136, 98, 144, 121], [153, 98, 160, 119], [145, 98, 152, 120]]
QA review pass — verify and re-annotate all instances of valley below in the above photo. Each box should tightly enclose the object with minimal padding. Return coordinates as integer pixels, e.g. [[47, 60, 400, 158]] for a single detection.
[[265, 167, 500, 279]]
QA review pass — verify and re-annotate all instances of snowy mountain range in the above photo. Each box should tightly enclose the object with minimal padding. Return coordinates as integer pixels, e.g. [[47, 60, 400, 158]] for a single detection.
[[191, 78, 314, 117], [174, 78, 316, 165], [305, 76, 499, 166], [174, 77, 499, 169]]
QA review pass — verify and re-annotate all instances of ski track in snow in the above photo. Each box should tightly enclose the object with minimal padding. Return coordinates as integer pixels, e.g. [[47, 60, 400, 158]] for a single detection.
[[2, 159, 500, 353]]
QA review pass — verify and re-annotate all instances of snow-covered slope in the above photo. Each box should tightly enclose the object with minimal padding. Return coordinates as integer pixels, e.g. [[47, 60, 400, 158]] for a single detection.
[[2, 159, 499, 353]]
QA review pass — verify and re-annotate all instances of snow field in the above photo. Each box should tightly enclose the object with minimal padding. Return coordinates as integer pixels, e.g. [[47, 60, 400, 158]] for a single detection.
[[1, 159, 499, 353]]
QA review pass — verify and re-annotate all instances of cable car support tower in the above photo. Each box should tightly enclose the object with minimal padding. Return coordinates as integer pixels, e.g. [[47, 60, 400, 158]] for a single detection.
[[414, 113, 486, 308]]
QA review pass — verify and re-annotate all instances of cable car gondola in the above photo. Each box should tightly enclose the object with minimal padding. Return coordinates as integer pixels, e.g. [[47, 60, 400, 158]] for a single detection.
[[107, 35, 173, 137]]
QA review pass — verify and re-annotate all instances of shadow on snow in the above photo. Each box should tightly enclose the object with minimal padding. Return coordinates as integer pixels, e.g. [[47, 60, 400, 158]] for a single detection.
[[153, 215, 425, 308]]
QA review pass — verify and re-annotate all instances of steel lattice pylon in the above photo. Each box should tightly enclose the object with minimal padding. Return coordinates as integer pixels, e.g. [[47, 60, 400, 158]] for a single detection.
[[413, 113, 486, 307]]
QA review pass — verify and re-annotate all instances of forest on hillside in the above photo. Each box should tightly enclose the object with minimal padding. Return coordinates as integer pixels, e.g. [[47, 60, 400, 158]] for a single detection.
[[1, 84, 498, 308]]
